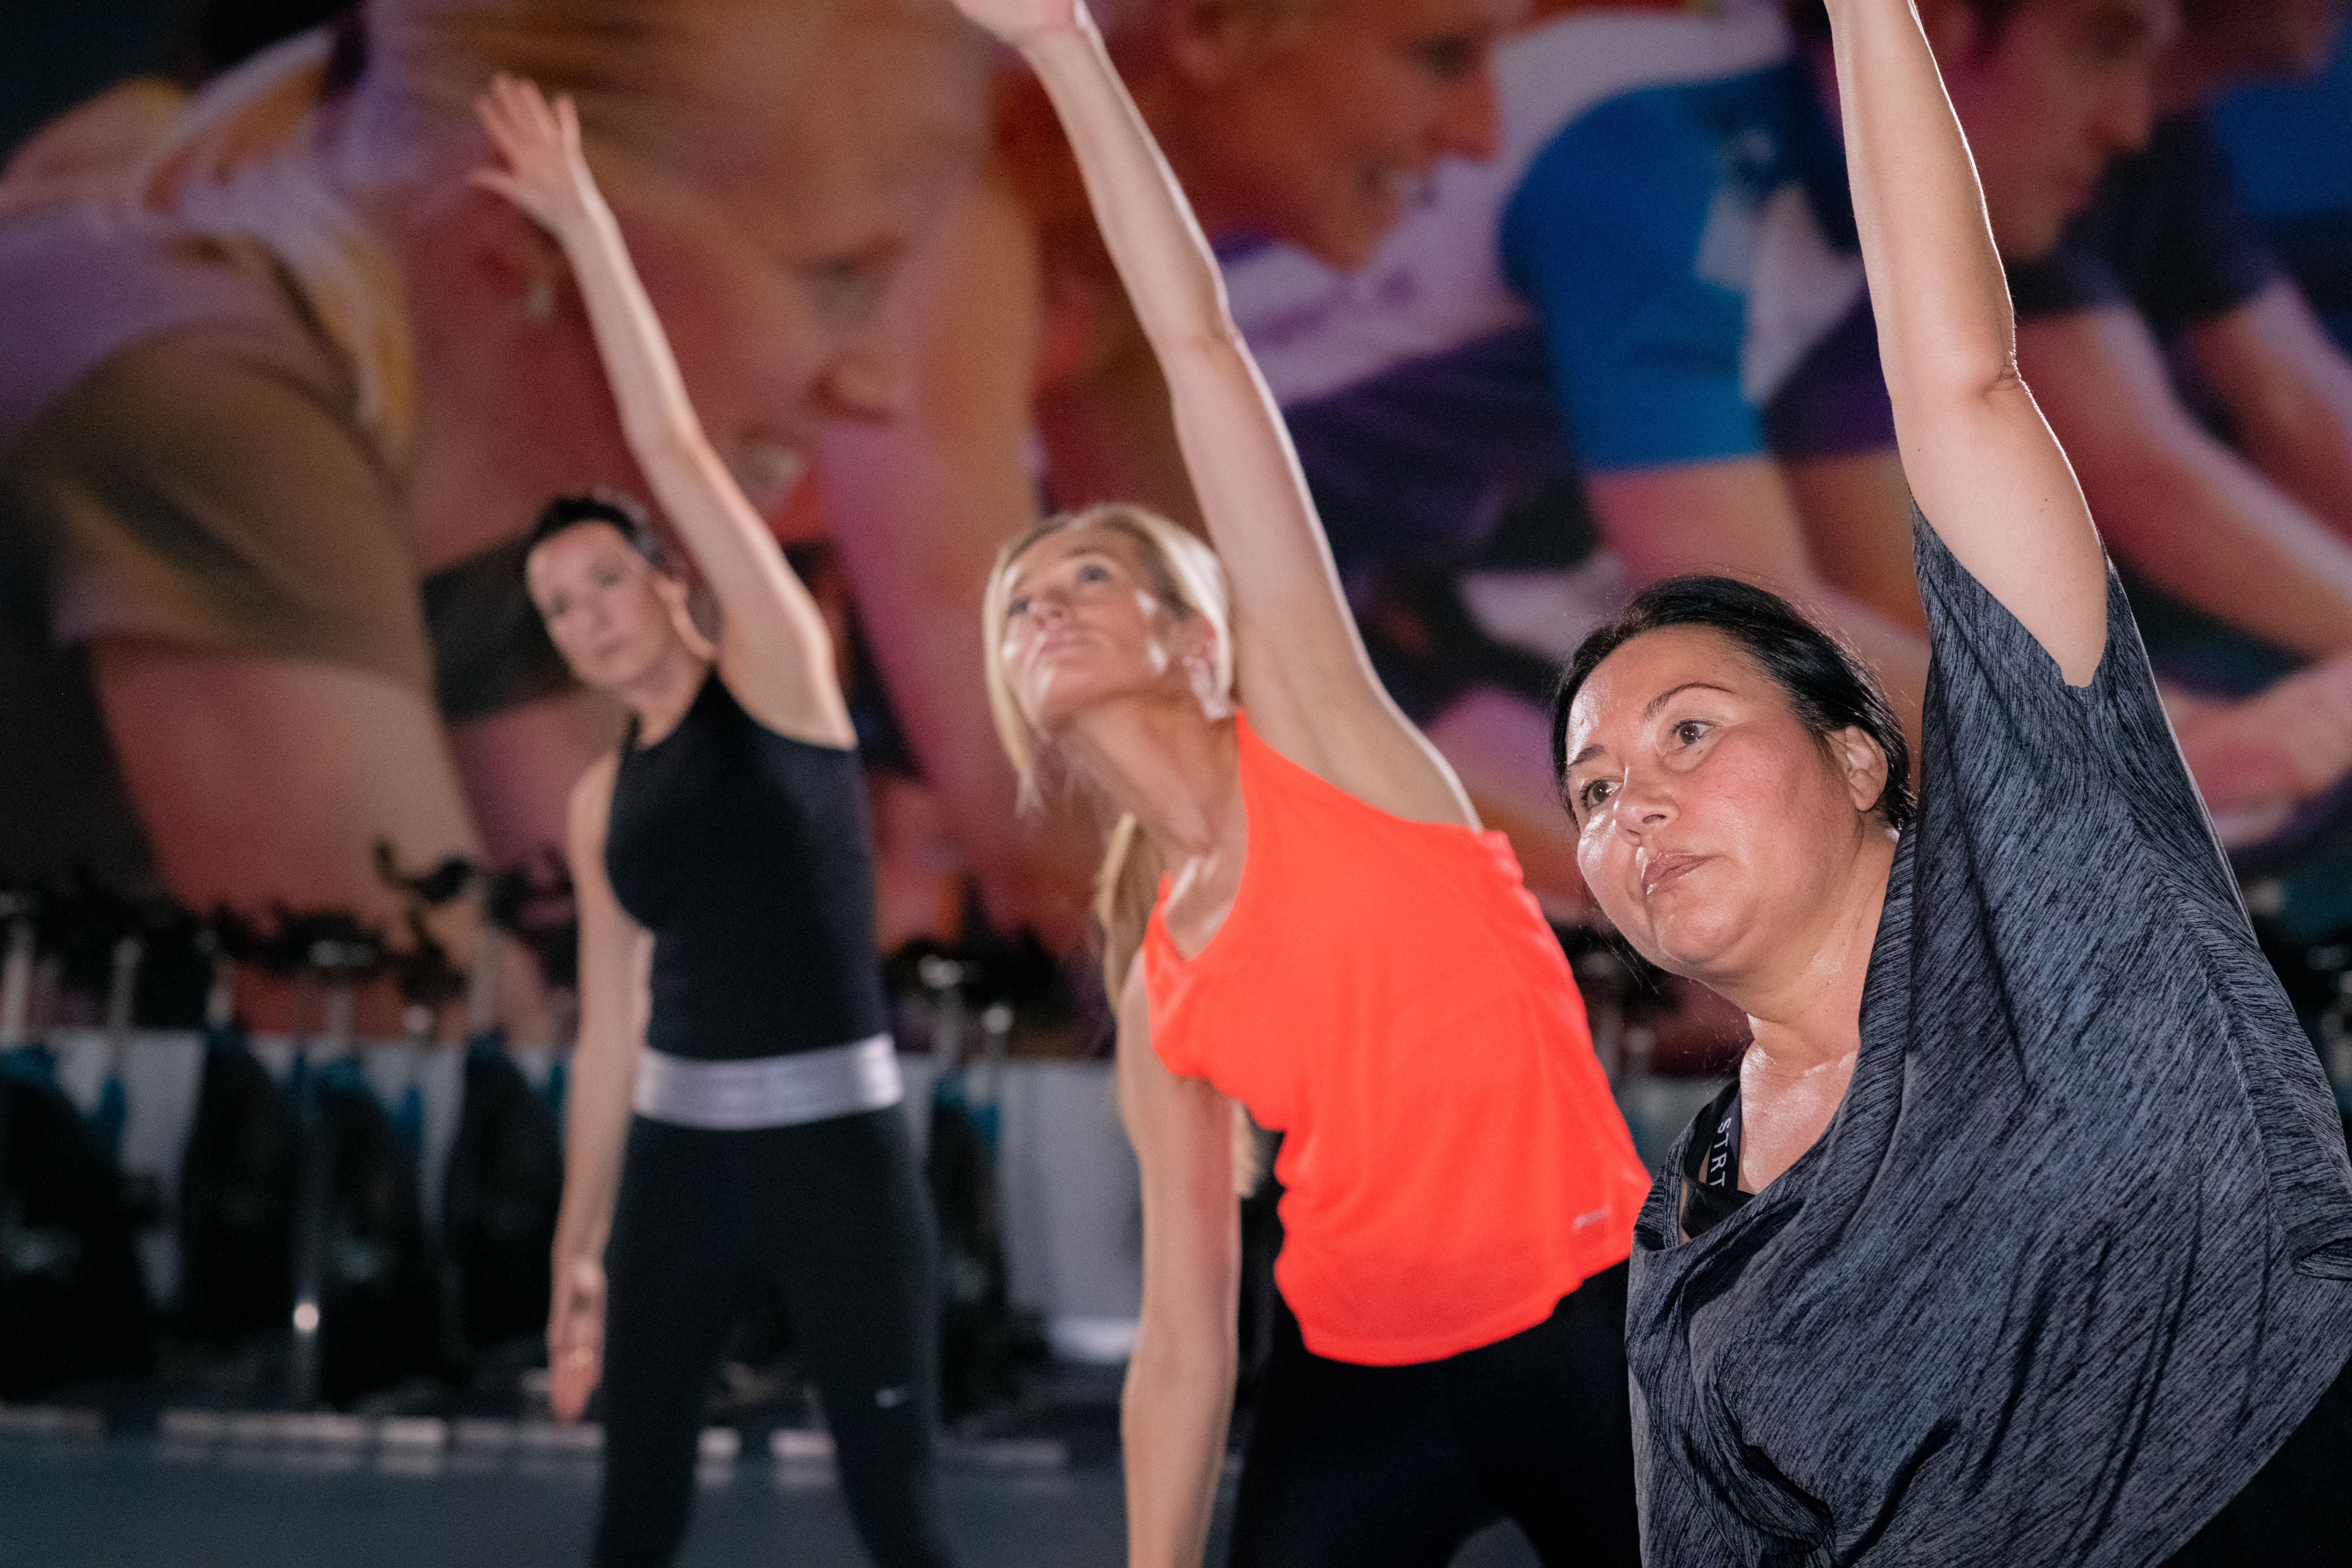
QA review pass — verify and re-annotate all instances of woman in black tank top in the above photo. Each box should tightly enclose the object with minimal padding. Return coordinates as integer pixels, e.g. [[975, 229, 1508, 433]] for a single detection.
[[478, 81, 954, 1568]]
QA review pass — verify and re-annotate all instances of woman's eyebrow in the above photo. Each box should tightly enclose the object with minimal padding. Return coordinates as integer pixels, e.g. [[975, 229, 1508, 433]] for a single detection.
[[1570, 679, 1738, 767], [1008, 545, 1113, 596], [1644, 681, 1733, 721]]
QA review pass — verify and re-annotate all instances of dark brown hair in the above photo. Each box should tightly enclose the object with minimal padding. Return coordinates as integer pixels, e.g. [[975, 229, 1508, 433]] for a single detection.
[[524, 491, 660, 562]]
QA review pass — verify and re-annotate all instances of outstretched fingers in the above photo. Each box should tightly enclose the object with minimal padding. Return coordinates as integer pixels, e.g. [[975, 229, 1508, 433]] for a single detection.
[[943, 0, 1082, 47], [468, 75, 593, 229], [476, 75, 558, 163]]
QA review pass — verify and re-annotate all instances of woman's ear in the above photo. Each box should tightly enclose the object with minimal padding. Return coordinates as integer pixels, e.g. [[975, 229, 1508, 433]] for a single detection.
[[1173, 614, 1232, 718], [651, 569, 718, 663], [464, 189, 572, 327], [1833, 724, 1893, 818]]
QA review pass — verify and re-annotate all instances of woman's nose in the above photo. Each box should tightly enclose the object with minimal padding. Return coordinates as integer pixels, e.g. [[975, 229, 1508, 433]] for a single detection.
[[1613, 763, 1676, 830], [814, 336, 904, 424], [1435, 65, 1503, 166]]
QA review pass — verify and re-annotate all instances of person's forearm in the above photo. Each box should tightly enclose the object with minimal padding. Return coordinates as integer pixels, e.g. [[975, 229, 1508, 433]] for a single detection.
[[1783, 451, 1927, 634], [1008, 2, 1429, 782], [2163, 655, 2352, 838], [540, 143, 841, 725], [1586, 461, 1928, 749], [1016, 18, 1234, 361], [543, 175, 703, 460], [2020, 306, 2352, 658], [1121, 1325, 1236, 1568], [552, 1019, 636, 1265], [1826, 0, 2014, 411], [551, 192, 781, 567], [2247, 388, 2352, 539], [2084, 441, 2352, 659], [1825, 0, 2105, 678], [2188, 285, 2352, 540], [477, 78, 830, 690], [92, 644, 493, 1036], [2239, 377, 2352, 543]]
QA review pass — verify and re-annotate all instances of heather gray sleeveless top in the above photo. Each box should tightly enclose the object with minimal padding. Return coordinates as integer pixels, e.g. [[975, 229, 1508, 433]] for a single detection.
[[1626, 512, 2352, 1566]]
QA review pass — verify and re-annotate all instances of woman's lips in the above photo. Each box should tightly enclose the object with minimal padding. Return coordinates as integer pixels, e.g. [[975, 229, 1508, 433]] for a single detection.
[[1641, 853, 1708, 898]]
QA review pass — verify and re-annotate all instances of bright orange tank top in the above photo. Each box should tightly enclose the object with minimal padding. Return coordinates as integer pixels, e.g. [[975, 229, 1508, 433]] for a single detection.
[[1142, 716, 1650, 1367]]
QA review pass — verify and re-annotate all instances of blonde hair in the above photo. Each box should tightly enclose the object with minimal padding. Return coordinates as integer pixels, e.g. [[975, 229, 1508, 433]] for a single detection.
[[125, 0, 973, 465], [982, 502, 1262, 1194], [981, 503, 1234, 998]]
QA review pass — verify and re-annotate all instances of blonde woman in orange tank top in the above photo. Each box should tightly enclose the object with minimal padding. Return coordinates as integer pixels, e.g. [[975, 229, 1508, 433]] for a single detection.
[[960, 2, 1650, 1564]]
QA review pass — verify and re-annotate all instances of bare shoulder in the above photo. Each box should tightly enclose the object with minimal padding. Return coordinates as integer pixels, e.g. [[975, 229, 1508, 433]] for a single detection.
[[1113, 963, 1187, 1125], [567, 752, 619, 848], [1237, 677, 1480, 833]]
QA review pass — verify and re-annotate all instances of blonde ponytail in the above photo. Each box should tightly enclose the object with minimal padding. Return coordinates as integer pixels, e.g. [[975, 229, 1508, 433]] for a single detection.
[[1093, 811, 1161, 1000], [1097, 809, 1259, 1196]]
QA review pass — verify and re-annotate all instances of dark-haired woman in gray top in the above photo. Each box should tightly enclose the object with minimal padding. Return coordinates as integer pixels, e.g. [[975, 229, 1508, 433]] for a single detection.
[[1550, 0, 2352, 1563]]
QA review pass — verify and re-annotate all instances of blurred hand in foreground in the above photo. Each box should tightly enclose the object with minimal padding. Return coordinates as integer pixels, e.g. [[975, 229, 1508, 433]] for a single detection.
[[547, 1254, 607, 1423], [470, 74, 602, 239], [946, 0, 1083, 50]]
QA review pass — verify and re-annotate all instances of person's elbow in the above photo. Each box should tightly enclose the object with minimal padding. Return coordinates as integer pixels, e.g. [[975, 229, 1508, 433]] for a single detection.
[[624, 412, 715, 478], [1155, 313, 1254, 385], [1900, 357, 2037, 438], [1124, 1304, 1236, 1410], [1128, 1205, 1242, 1393], [2234, 362, 2352, 479]]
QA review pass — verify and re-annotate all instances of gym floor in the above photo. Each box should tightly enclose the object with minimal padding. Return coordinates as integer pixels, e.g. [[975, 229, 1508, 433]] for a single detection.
[[0, 1397, 1545, 1568]]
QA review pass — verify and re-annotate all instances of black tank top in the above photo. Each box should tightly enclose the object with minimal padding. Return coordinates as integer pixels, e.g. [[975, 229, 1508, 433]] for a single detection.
[[604, 672, 887, 1060]]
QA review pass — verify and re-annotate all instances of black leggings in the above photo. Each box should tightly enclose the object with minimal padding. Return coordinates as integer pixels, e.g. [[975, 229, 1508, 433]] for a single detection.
[[1228, 1264, 1640, 1568], [594, 1110, 954, 1568]]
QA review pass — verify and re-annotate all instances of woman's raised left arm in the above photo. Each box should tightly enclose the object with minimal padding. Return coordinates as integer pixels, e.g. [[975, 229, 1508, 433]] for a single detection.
[[1826, 0, 2108, 684], [472, 77, 853, 747], [955, 0, 1473, 824]]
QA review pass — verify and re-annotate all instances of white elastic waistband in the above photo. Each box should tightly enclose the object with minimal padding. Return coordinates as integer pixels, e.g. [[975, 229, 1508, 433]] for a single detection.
[[632, 1035, 901, 1130]]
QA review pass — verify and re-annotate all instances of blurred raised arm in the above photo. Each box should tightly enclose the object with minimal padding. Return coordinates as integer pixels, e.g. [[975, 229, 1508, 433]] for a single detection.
[[956, 0, 1473, 824], [472, 77, 852, 747], [1827, 0, 2107, 683]]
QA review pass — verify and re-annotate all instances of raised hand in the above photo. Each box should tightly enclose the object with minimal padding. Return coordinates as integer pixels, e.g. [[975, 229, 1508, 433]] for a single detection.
[[944, 0, 1082, 49], [470, 73, 600, 238]]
